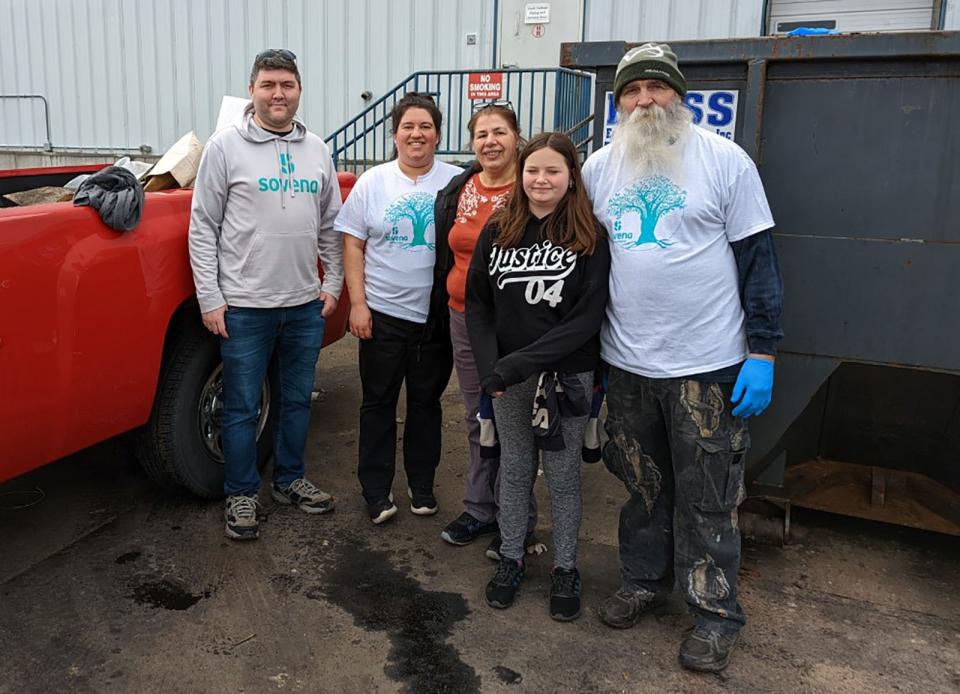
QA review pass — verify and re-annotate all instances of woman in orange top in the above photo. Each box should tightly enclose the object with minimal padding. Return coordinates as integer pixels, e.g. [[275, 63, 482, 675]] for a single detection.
[[430, 103, 536, 556]]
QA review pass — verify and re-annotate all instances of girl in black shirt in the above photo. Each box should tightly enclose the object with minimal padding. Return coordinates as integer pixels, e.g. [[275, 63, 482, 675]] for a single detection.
[[466, 132, 610, 621]]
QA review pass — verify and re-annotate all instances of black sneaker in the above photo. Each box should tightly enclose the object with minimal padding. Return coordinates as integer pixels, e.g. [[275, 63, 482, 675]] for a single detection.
[[407, 487, 438, 516], [440, 512, 498, 545], [679, 625, 739, 673], [549, 567, 582, 622], [367, 495, 397, 525], [485, 558, 525, 609], [485, 531, 538, 561], [598, 585, 665, 629], [224, 494, 261, 541], [272, 478, 335, 514]]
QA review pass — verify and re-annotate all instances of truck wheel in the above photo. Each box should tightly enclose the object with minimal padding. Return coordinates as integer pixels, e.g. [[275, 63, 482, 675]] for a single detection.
[[138, 320, 276, 498]]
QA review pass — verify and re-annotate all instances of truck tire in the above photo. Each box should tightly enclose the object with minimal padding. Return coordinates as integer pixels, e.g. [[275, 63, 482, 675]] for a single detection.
[[138, 319, 276, 498]]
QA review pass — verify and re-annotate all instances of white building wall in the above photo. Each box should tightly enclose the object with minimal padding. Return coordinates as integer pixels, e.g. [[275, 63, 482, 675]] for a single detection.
[[1, 0, 956, 157], [767, 0, 937, 33], [584, 0, 765, 41], [945, 0, 960, 28], [0, 0, 495, 154]]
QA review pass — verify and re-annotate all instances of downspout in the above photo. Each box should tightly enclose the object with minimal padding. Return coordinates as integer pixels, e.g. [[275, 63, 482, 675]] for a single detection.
[[760, 0, 770, 35], [581, 0, 588, 41], [492, 0, 500, 69]]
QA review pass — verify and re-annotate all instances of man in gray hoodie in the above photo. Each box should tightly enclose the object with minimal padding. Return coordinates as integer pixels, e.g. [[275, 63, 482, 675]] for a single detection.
[[189, 49, 344, 540]]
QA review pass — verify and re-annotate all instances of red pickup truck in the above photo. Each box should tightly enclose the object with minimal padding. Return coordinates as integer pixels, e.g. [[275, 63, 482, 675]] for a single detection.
[[0, 164, 354, 498]]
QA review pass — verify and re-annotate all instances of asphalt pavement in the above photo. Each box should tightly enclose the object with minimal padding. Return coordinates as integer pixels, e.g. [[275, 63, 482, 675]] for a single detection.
[[1, 335, 958, 694]]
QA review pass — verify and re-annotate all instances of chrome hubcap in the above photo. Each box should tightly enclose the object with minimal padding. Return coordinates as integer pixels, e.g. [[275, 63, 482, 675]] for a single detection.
[[198, 364, 270, 462]]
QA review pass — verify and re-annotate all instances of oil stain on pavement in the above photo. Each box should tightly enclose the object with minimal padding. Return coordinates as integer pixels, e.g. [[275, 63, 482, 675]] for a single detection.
[[309, 535, 480, 694], [131, 578, 209, 610]]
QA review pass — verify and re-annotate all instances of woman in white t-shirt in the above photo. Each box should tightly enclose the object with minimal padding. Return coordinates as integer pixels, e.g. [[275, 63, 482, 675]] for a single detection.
[[336, 92, 461, 525]]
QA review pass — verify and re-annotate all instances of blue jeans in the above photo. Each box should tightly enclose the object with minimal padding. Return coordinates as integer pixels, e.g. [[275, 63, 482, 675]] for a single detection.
[[220, 300, 325, 496]]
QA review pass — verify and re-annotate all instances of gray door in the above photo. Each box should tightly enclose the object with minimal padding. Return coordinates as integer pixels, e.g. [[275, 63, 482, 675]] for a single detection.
[[498, 0, 583, 68], [767, 0, 937, 34]]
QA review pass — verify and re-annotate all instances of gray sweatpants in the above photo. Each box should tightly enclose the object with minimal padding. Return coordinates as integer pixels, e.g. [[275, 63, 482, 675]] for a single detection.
[[492, 370, 592, 569], [449, 308, 537, 529]]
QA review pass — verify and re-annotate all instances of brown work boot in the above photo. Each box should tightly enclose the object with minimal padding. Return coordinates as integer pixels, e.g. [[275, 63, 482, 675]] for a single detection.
[[598, 585, 664, 629]]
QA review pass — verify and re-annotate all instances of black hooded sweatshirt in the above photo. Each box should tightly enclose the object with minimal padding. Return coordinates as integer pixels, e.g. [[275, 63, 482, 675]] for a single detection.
[[465, 213, 610, 395]]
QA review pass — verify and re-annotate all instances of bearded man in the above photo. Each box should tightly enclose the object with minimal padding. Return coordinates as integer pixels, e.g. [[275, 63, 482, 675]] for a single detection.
[[582, 43, 783, 672]]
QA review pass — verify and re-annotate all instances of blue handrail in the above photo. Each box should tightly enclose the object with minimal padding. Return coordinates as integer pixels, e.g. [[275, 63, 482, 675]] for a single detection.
[[325, 67, 594, 175]]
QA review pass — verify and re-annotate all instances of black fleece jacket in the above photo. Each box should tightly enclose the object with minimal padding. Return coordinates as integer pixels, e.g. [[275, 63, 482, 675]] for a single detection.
[[465, 214, 611, 395], [428, 162, 480, 323]]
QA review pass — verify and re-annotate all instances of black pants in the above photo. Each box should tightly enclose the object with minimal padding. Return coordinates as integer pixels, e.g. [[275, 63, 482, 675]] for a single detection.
[[357, 310, 453, 503], [602, 365, 749, 633]]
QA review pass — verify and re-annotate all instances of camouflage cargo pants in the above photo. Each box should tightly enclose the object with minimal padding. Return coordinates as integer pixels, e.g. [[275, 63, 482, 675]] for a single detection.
[[602, 365, 749, 633]]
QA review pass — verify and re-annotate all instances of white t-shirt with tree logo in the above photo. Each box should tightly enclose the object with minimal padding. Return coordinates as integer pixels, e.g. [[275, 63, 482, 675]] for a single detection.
[[335, 159, 460, 323], [582, 125, 774, 378]]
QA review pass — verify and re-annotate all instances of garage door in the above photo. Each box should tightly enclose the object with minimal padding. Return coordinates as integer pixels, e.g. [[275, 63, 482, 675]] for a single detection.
[[768, 0, 937, 33]]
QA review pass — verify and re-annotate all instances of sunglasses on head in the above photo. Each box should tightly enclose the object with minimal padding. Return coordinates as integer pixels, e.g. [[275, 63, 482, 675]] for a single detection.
[[472, 100, 514, 113], [256, 48, 297, 62]]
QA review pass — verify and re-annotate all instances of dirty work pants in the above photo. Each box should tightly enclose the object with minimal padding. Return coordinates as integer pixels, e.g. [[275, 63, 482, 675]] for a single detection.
[[357, 310, 453, 503], [220, 299, 325, 497], [449, 308, 537, 530], [602, 365, 748, 633]]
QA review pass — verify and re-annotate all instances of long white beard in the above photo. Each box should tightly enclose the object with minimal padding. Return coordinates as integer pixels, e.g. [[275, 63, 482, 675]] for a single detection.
[[610, 99, 693, 180]]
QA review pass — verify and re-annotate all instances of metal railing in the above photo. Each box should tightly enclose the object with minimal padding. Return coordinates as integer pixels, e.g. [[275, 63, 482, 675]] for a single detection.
[[325, 68, 594, 175], [0, 95, 53, 151]]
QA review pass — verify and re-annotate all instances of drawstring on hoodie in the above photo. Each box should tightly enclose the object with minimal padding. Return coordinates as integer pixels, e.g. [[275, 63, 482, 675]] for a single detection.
[[241, 104, 304, 208], [274, 140, 283, 209], [286, 140, 295, 200], [273, 139, 296, 209]]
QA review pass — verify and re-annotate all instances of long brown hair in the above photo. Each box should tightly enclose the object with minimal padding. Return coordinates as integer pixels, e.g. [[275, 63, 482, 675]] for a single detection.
[[491, 132, 603, 255]]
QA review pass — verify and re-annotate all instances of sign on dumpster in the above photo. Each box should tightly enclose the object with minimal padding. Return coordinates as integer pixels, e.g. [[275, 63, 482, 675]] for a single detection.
[[468, 72, 505, 101], [602, 89, 740, 145]]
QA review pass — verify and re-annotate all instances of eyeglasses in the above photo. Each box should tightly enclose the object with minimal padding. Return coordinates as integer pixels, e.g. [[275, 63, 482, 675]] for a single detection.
[[256, 49, 297, 62], [472, 100, 515, 113]]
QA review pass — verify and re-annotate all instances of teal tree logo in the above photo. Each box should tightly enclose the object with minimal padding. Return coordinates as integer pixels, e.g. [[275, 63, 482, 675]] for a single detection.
[[608, 175, 686, 249], [383, 192, 436, 250], [280, 153, 295, 175]]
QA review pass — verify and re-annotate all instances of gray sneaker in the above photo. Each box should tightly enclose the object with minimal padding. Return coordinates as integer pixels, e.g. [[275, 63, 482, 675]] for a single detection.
[[598, 585, 665, 629], [272, 478, 335, 514], [679, 625, 739, 672], [224, 494, 261, 540]]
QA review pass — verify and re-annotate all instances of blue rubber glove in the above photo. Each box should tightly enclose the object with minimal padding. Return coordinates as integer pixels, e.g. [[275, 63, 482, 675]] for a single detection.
[[731, 357, 775, 418]]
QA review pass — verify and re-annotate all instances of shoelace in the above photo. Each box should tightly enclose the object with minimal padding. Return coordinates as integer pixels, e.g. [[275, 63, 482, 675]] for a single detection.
[[228, 496, 259, 519], [456, 512, 481, 530], [689, 625, 733, 648], [288, 478, 328, 499], [617, 586, 654, 604], [493, 560, 521, 584], [551, 570, 579, 596]]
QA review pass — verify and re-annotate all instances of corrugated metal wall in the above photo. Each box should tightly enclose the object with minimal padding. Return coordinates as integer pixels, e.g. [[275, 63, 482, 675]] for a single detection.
[[2, 0, 956, 155], [584, 0, 765, 41], [0, 0, 495, 153], [767, 0, 937, 33]]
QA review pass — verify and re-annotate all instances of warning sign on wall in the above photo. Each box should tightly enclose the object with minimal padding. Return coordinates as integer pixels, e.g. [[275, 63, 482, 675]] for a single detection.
[[468, 72, 505, 101]]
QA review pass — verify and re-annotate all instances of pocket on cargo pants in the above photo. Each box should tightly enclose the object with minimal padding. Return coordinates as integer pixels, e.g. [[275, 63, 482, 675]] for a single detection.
[[694, 423, 749, 513]]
